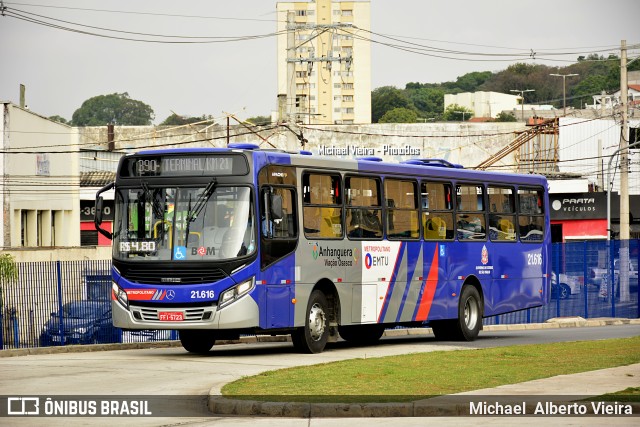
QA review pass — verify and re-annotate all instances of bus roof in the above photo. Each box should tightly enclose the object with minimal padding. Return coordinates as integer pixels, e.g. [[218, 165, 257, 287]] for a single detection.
[[128, 145, 547, 187]]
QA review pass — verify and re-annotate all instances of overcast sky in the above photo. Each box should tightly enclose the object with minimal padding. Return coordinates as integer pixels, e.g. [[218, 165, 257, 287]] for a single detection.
[[1, 0, 638, 124]]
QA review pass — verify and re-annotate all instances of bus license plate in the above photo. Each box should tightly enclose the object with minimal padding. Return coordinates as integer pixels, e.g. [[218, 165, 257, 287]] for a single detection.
[[158, 311, 184, 321]]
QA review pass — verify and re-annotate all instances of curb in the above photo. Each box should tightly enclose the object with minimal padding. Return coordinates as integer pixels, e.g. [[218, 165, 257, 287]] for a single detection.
[[1, 317, 638, 358]]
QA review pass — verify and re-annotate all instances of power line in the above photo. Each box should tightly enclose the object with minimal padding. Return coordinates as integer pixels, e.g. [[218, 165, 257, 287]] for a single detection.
[[3, 7, 285, 44], [4, 1, 278, 22]]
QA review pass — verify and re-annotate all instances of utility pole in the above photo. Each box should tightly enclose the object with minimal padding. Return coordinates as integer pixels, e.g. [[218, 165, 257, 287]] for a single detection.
[[510, 89, 534, 121], [619, 40, 630, 302], [549, 73, 579, 116]]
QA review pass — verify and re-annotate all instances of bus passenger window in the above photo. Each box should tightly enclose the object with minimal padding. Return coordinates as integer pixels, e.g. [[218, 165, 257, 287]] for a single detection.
[[421, 182, 454, 240], [456, 184, 486, 241], [518, 188, 545, 242], [302, 173, 343, 239], [488, 187, 516, 242], [385, 179, 419, 240], [346, 176, 382, 239]]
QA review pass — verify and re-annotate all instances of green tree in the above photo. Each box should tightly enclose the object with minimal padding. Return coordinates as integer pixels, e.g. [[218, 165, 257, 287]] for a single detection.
[[442, 104, 474, 121], [495, 111, 517, 122], [371, 86, 412, 123], [379, 107, 418, 123], [160, 113, 212, 126], [0, 254, 18, 313], [72, 93, 155, 126], [246, 115, 272, 125], [48, 115, 69, 125], [405, 87, 445, 120], [455, 71, 492, 92]]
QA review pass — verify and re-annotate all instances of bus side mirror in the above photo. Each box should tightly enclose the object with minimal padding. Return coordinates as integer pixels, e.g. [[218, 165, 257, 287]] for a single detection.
[[270, 194, 283, 220], [95, 197, 105, 225], [95, 182, 114, 240]]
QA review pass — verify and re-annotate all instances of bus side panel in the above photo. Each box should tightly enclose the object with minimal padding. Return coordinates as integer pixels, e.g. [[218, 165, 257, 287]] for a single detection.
[[293, 238, 355, 328], [412, 242, 454, 322], [447, 242, 492, 317], [396, 241, 425, 323], [490, 243, 546, 316]]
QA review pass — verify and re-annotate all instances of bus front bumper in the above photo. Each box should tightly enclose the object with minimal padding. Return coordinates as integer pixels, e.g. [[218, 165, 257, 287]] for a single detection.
[[111, 294, 260, 330]]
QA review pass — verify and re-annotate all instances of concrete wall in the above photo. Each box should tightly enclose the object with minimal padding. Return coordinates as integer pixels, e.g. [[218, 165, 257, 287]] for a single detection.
[[80, 121, 526, 168]]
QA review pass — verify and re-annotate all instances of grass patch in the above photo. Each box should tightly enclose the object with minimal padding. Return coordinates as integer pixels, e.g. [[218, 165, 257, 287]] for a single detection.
[[222, 336, 640, 402], [591, 387, 640, 402]]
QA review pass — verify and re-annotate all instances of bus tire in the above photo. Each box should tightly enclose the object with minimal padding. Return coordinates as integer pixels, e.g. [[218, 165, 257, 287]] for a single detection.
[[179, 330, 215, 354], [452, 286, 482, 341], [291, 290, 329, 354], [338, 324, 385, 345]]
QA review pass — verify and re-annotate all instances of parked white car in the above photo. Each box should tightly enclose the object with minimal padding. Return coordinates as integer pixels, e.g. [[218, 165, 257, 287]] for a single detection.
[[551, 272, 583, 299]]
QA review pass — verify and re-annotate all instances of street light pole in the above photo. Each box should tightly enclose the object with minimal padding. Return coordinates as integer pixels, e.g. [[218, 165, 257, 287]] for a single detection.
[[510, 89, 535, 121], [549, 73, 579, 116]]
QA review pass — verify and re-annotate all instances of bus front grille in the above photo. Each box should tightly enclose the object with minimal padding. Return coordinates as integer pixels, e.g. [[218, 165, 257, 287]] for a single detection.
[[136, 307, 213, 322]]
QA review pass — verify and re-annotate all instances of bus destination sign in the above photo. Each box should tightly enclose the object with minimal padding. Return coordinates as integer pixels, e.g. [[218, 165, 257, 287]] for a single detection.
[[121, 155, 248, 177]]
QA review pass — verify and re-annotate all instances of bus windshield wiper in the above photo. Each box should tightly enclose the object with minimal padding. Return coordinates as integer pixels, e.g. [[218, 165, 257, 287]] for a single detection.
[[141, 180, 164, 219], [186, 178, 217, 224]]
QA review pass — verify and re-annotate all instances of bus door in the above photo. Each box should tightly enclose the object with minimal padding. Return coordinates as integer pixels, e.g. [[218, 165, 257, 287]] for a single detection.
[[258, 169, 298, 329]]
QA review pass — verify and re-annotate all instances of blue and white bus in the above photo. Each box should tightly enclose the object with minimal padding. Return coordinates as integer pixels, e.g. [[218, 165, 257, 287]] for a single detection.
[[95, 143, 551, 354]]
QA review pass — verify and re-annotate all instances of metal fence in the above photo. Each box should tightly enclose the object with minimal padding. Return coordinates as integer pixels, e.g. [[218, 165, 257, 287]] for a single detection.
[[1, 240, 638, 349]]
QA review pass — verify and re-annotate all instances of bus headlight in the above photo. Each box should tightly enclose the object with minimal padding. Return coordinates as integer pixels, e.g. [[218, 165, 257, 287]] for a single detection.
[[112, 282, 129, 309], [218, 278, 255, 309]]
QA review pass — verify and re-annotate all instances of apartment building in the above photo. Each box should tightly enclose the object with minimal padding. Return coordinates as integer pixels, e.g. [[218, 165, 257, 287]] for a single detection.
[[276, 0, 371, 124]]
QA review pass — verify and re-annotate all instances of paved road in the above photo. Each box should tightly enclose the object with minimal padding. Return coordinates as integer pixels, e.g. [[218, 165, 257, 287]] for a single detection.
[[1, 324, 639, 426]]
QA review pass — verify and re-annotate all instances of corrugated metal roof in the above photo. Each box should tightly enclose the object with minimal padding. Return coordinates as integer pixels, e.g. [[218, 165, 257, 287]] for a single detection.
[[80, 171, 115, 187]]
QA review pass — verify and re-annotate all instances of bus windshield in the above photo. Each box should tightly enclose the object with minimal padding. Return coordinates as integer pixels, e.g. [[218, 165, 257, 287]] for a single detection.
[[112, 185, 255, 262]]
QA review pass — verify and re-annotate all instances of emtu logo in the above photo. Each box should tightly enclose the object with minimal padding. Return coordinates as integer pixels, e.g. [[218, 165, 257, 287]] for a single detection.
[[365, 253, 373, 269]]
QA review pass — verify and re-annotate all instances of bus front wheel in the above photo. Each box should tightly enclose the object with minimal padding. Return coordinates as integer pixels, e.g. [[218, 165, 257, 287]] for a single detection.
[[179, 330, 216, 354], [292, 290, 329, 354]]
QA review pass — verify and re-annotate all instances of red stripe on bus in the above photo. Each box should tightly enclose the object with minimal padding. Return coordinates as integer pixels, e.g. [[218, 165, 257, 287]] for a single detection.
[[415, 246, 439, 321]]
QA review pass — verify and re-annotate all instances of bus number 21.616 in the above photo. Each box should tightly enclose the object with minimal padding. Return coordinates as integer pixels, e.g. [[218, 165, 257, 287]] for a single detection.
[[527, 253, 543, 266]]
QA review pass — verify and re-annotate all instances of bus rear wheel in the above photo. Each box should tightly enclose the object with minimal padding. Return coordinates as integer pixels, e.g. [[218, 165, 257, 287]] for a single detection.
[[292, 290, 329, 354], [338, 324, 385, 345], [179, 330, 216, 354], [431, 286, 482, 341]]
